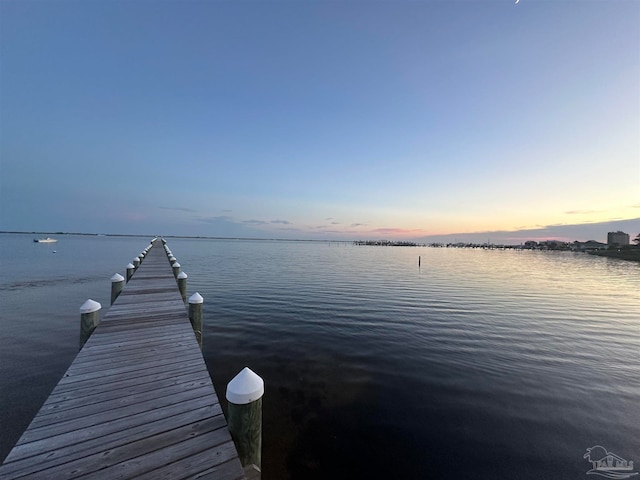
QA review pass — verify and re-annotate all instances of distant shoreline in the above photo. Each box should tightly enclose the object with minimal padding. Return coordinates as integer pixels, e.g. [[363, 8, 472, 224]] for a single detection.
[[3, 231, 638, 261], [587, 249, 640, 262]]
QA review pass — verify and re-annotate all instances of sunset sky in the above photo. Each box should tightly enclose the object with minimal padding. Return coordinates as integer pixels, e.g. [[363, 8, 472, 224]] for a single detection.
[[1, 0, 638, 243]]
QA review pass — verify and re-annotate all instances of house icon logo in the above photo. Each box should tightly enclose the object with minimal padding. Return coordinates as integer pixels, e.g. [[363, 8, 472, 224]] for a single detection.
[[584, 445, 638, 479]]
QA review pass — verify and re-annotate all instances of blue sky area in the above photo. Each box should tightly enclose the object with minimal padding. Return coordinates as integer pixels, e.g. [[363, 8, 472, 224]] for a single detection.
[[1, 0, 638, 243]]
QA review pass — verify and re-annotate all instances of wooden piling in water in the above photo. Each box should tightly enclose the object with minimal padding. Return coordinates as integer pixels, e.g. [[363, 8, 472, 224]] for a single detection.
[[177, 271, 188, 303], [188, 292, 203, 349], [126, 262, 135, 282], [79, 299, 101, 349], [226, 367, 264, 477], [110, 273, 125, 305]]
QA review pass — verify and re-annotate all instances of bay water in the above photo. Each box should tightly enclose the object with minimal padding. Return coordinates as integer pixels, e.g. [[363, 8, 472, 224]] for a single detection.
[[1, 233, 639, 479]]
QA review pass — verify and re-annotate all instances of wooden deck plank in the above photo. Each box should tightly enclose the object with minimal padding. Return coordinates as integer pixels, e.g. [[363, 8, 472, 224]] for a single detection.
[[11, 417, 230, 480], [65, 341, 202, 371], [19, 378, 214, 443], [62, 342, 202, 372], [134, 443, 246, 480], [76, 430, 240, 480], [31, 376, 214, 428], [4, 397, 220, 464], [40, 363, 203, 401], [0, 240, 245, 480], [54, 351, 203, 387], [77, 328, 194, 351], [48, 355, 201, 395], [0, 407, 225, 479], [40, 368, 205, 410]]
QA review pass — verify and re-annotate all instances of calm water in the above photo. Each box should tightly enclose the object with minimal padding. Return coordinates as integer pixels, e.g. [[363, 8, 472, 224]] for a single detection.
[[1, 233, 639, 479]]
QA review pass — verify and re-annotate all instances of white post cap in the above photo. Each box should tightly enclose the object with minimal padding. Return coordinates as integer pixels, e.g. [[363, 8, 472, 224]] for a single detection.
[[80, 299, 102, 313], [226, 367, 264, 404], [172, 262, 181, 267], [134, 256, 140, 261], [188, 292, 203, 304], [177, 272, 188, 279], [111, 273, 125, 282], [126, 263, 135, 268]]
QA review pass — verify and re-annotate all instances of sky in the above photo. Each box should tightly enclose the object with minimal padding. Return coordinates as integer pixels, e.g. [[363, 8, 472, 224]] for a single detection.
[[1, 0, 638, 244]]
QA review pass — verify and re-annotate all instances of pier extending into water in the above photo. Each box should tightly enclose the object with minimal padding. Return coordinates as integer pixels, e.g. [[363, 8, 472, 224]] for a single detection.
[[0, 239, 252, 480]]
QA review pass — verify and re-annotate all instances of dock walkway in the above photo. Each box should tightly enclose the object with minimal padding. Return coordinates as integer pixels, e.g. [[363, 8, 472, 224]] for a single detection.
[[0, 240, 246, 479]]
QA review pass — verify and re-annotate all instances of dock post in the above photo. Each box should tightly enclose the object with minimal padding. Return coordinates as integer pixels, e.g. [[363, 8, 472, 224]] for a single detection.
[[79, 299, 101, 349], [133, 256, 141, 269], [111, 273, 125, 304], [188, 292, 203, 349], [177, 272, 188, 303], [226, 367, 264, 477], [126, 263, 135, 283], [172, 261, 181, 278]]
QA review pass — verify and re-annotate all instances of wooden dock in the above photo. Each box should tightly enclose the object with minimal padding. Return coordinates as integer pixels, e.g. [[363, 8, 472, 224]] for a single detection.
[[0, 240, 246, 480]]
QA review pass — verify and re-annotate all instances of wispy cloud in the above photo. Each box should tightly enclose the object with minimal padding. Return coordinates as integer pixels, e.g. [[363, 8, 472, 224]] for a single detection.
[[158, 206, 196, 213], [564, 209, 602, 215], [275, 226, 303, 232], [331, 221, 340, 225], [243, 219, 268, 225], [196, 215, 234, 223], [270, 219, 290, 225], [371, 227, 425, 235], [351, 223, 366, 227]]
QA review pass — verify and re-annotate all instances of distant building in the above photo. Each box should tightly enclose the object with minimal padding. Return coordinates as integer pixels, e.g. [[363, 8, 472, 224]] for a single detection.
[[538, 240, 569, 250], [607, 231, 630, 246], [573, 240, 607, 252]]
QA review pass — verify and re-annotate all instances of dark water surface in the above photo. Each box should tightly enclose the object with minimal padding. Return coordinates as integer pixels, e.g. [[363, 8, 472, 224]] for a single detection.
[[1, 234, 639, 479]]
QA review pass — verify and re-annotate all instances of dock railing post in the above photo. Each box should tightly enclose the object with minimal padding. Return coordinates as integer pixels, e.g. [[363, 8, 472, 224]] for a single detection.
[[133, 256, 141, 269], [79, 299, 101, 349], [177, 272, 188, 303], [111, 273, 125, 304], [188, 292, 203, 349], [172, 261, 181, 278], [226, 367, 264, 478], [126, 263, 135, 282]]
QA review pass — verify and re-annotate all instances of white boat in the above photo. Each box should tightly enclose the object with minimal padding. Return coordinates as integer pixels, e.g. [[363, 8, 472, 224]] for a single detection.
[[34, 237, 58, 243]]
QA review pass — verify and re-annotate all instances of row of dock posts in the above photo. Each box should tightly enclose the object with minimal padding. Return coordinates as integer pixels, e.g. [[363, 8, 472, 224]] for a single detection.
[[79, 237, 265, 478]]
